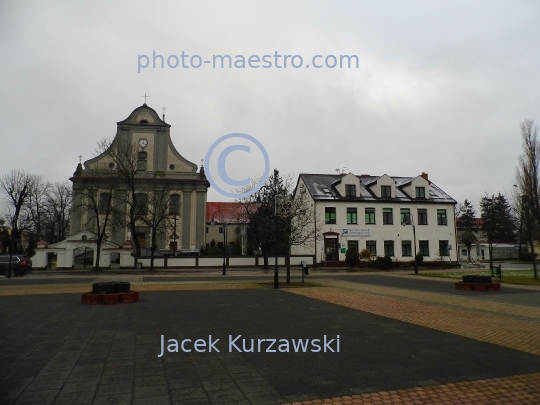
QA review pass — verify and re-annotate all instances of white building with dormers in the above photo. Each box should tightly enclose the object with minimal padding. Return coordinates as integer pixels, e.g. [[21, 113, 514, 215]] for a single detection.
[[292, 172, 458, 264]]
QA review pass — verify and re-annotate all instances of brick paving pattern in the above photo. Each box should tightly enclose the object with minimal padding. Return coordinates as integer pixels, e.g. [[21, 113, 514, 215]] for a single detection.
[[286, 285, 540, 356], [279, 372, 540, 405]]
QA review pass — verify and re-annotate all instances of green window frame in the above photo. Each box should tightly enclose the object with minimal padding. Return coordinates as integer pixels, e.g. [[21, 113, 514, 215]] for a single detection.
[[383, 208, 393, 225], [365, 208, 375, 224], [325, 207, 336, 224], [437, 209, 447, 225], [346, 207, 357, 224]]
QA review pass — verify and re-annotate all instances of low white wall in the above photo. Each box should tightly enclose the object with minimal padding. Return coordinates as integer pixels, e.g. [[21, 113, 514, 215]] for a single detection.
[[168, 258, 197, 267], [199, 257, 225, 266], [229, 257, 256, 266], [289, 256, 314, 265]]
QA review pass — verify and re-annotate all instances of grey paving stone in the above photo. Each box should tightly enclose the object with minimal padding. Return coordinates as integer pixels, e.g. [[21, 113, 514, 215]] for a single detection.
[[66, 372, 102, 383], [60, 380, 99, 394], [92, 393, 132, 405], [169, 387, 207, 401], [171, 398, 210, 405], [133, 395, 171, 405], [202, 379, 238, 391], [134, 375, 167, 386], [14, 388, 58, 404], [0, 378, 33, 399], [26, 379, 65, 391], [167, 378, 201, 389], [99, 373, 133, 384], [206, 389, 246, 403], [54, 390, 95, 405], [96, 383, 133, 396], [236, 380, 276, 393], [133, 385, 169, 399]]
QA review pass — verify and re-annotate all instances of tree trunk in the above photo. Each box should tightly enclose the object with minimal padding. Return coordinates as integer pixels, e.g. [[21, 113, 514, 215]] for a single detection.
[[286, 253, 291, 284], [94, 243, 101, 271], [263, 243, 268, 270], [467, 246, 471, 262], [488, 241, 493, 271]]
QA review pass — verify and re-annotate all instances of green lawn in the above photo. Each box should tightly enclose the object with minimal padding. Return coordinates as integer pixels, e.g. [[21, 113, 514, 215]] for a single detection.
[[420, 270, 540, 286]]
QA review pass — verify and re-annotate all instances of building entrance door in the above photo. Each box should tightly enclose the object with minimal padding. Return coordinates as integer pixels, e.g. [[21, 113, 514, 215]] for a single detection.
[[136, 232, 146, 248], [324, 238, 338, 261]]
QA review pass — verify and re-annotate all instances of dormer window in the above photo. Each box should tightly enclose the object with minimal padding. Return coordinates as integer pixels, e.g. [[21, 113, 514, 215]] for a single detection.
[[381, 185, 391, 197], [416, 187, 425, 198], [345, 184, 356, 197]]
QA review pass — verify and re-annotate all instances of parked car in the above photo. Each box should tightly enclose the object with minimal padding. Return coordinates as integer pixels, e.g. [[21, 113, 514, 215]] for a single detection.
[[0, 254, 33, 277]]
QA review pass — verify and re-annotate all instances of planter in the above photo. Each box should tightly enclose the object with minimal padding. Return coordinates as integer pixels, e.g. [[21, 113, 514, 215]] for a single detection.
[[473, 283, 488, 291], [81, 292, 102, 304], [488, 282, 501, 291], [101, 293, 120, 304], [461, 283, 473, 291], [119, 291, 139, 303]]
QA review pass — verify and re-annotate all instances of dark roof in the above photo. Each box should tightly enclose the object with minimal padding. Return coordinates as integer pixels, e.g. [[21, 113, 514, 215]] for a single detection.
[[299, 173, 456, 204]]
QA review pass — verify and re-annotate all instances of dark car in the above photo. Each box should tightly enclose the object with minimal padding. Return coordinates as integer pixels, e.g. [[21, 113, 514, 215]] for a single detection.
[[0, 254, 33, 278]]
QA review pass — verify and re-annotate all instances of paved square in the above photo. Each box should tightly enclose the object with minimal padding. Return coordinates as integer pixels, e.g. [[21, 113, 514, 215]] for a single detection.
[[1, 273, 540, 404]]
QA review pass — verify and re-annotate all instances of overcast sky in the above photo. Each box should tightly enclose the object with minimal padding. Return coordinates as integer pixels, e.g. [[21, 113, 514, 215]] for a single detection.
[[1, 0, 539, 210]]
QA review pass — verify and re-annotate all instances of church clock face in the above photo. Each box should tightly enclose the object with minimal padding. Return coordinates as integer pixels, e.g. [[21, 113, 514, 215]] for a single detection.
[[138, 138, 148, 148]]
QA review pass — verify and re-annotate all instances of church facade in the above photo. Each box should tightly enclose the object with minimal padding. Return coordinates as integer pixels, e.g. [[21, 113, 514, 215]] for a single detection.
[[70, 103, 209, 252]]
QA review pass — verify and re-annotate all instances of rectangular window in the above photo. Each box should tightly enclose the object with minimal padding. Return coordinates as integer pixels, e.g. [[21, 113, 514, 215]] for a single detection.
[[383, 208, 393, 225], [138, 152, 147, 160], [134, 193, 148, 215], [400, 208, 411, 225], [206, 227, 208, 234], [401, 240, 412, 257], [366, 240, 377, 255], [439, 240, 450, 256], [345, 184, 356, 197], [137, 152, 147, 171], [98, 192, 111, 214], [169, 194, 180, 215], [461, 248, 467, 256], [381, 185, 391, 197], [416, 187, 425, 198], [384, 240, 394, 256], [437, 209, 447, 225], [365, 208, 375, 224], [325, 207, 336, 224], [347, 240, 359, 252], [219, 227, 224, 233], [417, 209, 428, 225], [419, 240, 429, 256], [346, 207, 357, 224]]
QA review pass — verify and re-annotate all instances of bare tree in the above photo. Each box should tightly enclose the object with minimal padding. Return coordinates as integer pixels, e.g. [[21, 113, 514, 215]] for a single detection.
[[45, 182, 72, 243], [135, 177, 174, 271], [0, 171, 38, 273], [74, 163, 119, 270], [25, 176, 50, 241], [237, 172, 320, 284], [515, 119, 540, 279], [96, 138, 143, 257]]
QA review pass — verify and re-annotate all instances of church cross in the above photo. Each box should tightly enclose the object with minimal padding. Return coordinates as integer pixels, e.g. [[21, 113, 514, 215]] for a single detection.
[[142, 93, 149, 104], [162, 106, 166, 120]]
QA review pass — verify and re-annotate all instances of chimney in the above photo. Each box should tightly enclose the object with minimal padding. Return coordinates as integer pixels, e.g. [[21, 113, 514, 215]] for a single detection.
[[421, 172, 428, 181]]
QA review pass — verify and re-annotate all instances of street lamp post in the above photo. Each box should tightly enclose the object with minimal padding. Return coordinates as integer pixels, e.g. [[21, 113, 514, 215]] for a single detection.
[[273, 169, 279, 289], [211, 211, 227, 275], [402, 213, 418, 275]]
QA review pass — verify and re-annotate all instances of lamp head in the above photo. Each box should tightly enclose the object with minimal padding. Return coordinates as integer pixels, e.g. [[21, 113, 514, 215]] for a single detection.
[[255, 195, 263, 209]]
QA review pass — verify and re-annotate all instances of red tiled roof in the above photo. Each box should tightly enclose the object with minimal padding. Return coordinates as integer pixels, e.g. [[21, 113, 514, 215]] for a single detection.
[[206, 202, 245, 223]]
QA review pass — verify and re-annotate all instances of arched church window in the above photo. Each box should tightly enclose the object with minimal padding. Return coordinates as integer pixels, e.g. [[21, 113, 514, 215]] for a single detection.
[[140, 120, 148, 124]]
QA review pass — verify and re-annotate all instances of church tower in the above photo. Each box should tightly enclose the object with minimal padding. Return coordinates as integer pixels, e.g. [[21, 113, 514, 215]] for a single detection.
[[70, 103, 209, 252]]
